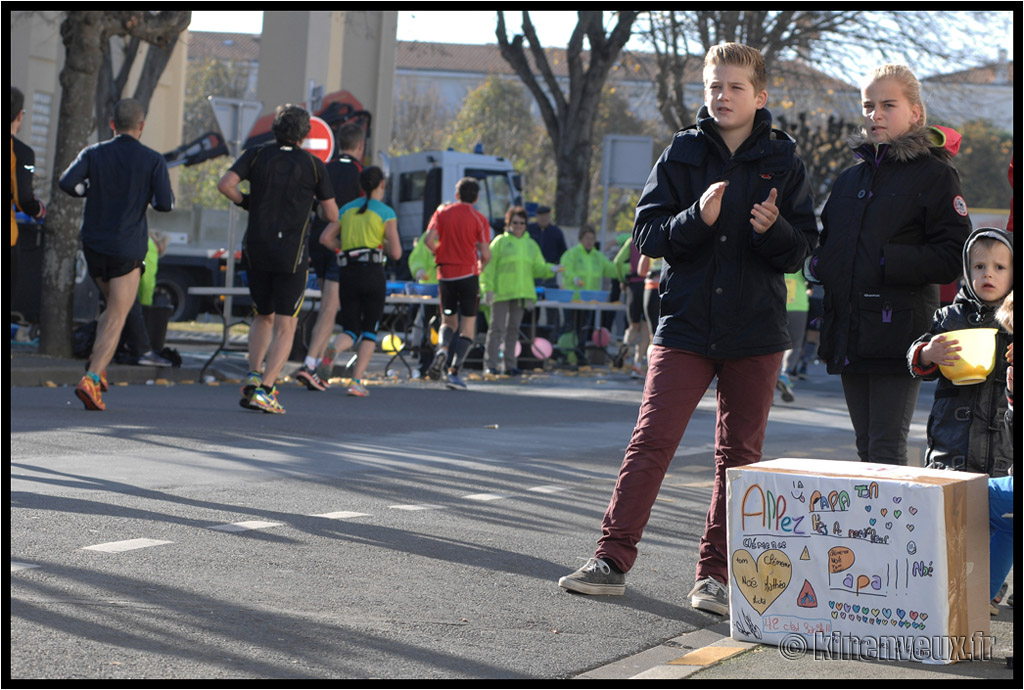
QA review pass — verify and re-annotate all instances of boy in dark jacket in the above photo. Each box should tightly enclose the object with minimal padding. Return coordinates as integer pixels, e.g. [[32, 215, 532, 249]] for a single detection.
[[558, 43, 817, 615], [907, 227, 1013, 476]]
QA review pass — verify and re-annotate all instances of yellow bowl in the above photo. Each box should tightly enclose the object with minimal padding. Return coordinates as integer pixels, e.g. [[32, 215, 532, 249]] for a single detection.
[[938, 328, 998, 386]]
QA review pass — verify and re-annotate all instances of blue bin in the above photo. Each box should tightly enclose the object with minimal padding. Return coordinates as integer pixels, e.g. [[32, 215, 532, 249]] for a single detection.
[[544, 288, 575, 303], [386, 281, 409, 295], [579, 289, 610, 302]]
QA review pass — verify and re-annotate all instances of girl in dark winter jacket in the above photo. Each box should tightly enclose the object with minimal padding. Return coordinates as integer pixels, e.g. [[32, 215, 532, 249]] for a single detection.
[[907, 227, 1013, 476], [808, 63, 972, 465]]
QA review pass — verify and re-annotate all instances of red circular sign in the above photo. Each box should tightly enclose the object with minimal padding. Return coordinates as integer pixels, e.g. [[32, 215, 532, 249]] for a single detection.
[[302, 116, 335, 163]]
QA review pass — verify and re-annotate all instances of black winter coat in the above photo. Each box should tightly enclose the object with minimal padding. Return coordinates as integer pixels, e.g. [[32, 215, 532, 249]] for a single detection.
[[815, 128, 972, 375], [907, 288, 1012, 475], [906, 225, 1014, 476], [634, 106, 817, 358]]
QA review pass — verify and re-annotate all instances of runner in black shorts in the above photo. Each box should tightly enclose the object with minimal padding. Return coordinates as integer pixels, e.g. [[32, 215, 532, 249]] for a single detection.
[[423, 178, 491, 390], [298, 123, 366, 390], [218, 103, 338, 414], [318, 166, 401, 397], [246, 266, 309, 318], [439, 275, 480, 321]]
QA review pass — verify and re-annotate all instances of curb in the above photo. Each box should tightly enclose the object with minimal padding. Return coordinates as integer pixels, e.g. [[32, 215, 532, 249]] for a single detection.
[[576, 621, 757, 679]]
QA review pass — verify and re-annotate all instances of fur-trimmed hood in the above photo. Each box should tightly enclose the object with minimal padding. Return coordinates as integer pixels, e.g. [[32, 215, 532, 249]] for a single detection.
[[849, 125, 957, 165]]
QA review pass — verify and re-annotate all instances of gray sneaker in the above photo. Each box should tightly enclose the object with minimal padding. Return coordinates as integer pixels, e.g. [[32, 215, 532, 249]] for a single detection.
[[688, 577, 729, 615], [558, 557, 625, 596]]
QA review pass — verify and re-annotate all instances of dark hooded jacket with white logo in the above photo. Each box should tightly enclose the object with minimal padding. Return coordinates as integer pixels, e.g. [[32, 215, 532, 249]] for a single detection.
[[813, 126, 973, 376], [906, 226, 1014, 476]]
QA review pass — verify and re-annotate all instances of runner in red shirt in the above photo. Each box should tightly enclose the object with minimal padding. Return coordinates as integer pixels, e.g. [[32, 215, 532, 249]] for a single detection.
[[423, 177, 491, 389]]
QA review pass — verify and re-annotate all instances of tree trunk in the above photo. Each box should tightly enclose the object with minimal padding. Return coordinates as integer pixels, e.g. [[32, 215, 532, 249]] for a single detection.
[[40, 11, 108, 357], [39, 11, 190, 357], [496, 11, 637, 230]]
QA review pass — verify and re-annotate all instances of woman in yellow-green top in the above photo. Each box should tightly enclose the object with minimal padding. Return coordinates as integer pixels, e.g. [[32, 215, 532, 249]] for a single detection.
[[480, 206, 559, 375], [559, 225, 620, 363], [319, 166, 401, 397], [560, 225, 621, 294]]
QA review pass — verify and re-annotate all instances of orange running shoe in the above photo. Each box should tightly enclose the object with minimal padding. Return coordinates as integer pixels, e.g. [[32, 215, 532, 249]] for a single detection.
[[75, 375, 106, 411]]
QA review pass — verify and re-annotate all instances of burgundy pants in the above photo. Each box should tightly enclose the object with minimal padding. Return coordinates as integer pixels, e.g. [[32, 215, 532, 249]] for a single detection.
[[595, 345, 781, 584]]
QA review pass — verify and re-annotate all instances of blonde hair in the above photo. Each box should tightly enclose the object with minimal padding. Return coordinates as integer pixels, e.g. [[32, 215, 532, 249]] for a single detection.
[[704, 43, 767, 94], [863, 63, 927, 126]]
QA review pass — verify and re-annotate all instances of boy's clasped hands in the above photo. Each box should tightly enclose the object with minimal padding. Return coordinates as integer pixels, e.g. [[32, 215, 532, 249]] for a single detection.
[[700, 181, 779, 234]]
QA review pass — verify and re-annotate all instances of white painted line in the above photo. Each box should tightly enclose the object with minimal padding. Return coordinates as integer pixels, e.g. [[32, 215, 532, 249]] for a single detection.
[[528, 485, 568, 494], [82, 538, 173, 553], [463, 493, 508, 501], [389, 504, 443, 511], [11, 562, 40, 572], [312, 511, 371, 520], [209, 521, 283, 532]]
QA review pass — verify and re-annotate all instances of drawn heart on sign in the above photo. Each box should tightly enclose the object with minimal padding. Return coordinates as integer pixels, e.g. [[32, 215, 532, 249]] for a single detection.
[[731, 548, 792, 615], [880, 508, 887, 517]]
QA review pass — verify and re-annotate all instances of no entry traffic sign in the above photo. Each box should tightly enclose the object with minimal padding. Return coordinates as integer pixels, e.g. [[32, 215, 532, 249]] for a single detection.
[[302, 115, 335, 163]]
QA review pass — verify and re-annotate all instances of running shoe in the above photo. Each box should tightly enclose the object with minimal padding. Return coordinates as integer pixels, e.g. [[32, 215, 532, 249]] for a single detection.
[[250, 386, 285, 414], [444, 372, 468, 390], [295, 364, 329, 391], [86, 363, 108, 391], [138, 350, 172, 367], [239, 371, 262, 409], [426, 348, 448, 380], [347, 382, 369, 397], [558, 557, 625, 596], [776, 373, 795, 403], [75, 375, 106, 411]]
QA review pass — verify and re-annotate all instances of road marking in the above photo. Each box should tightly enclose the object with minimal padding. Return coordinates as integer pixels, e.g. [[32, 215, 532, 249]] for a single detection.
[[463, 493, 508, 501], [389, 504, 444, 511], [312, 511, 371, 520], [666, 645, 748, 666], [209, 521, 283, 532], [82, 538, 173, 553], [11, 562, 40, 572], [527, 485, 568, 494]]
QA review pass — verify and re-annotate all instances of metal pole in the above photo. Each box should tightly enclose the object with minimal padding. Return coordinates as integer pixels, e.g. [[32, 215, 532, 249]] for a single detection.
[[223, 105, 242, 322]]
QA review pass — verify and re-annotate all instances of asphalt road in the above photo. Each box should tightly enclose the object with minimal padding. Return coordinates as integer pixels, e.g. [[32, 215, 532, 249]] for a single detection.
[[8, 355, 1016, 680]]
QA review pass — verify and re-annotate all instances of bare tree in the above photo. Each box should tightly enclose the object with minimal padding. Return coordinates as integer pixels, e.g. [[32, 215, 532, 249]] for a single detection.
[[638, 10, 1011, 132], [96, 32, 184, 142], [41, 11, 190, 357], [496, 10, 639, 228]]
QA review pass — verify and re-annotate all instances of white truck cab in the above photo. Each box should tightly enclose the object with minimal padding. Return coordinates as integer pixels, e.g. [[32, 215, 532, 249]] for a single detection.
[[386, 150, 523, 250]]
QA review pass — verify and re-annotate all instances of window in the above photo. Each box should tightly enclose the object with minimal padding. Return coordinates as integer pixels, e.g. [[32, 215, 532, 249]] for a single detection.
[[399, 170, 426, 203]]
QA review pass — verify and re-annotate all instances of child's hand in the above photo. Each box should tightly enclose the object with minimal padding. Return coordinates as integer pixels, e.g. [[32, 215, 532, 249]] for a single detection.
[[920, 333, 961, 368], [699, 181, 729, 226], [1005, 342, 1013, 367], [750, 188, 779, 234]]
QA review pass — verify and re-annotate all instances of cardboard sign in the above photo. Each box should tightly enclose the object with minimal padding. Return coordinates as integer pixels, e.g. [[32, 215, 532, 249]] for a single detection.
[[726, 459, 990, 664]]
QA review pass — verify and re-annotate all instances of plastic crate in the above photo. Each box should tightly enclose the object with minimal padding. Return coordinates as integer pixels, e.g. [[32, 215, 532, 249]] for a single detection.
[[386, 281, 409, 295], [405, 282, 439, 297], [579, 290, 610, 302]]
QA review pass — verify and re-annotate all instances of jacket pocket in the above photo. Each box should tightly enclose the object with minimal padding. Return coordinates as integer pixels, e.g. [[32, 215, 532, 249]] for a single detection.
[[856, 291, 916, 359]]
